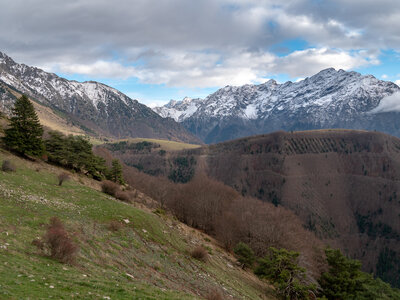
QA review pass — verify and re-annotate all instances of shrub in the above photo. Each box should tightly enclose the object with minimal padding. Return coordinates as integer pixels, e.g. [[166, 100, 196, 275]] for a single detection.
[[2, 160, 16, 172], [43, 217, 78, 264], [58, 172, 70, 186], [233, 242, 255, 269], [115, 190, 131, 202], [317, 248, 400, 299], [31, 238, 45, 251], [206, 290, 224, 300], [101, 180, 120, 196], [107, 220, 124, 232], [255, 247, 316, 299], [191, 246, 209, 262]]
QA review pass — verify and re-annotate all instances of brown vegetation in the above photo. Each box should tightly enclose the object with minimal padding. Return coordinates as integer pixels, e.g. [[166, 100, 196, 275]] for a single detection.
[[33, 217, 78, 264], [57, 172, 70, 186], [2, 159, 16, 172], [93, 147, 325, 278], [101, 180, 120, 196], [206, 290, 224, 300], [115, 190, 131, 202], [190, 246, 208, 262], [107, 220, 124, 232], [106, 130, 400, 286]]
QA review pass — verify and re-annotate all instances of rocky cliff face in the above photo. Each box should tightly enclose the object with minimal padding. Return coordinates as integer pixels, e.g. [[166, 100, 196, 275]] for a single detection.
[[155, 68, 400, 143], [0, 52, 200, 143]]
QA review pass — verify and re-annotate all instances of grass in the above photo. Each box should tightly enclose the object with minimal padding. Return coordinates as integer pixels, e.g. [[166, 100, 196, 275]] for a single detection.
[[0, 150, 273, 299], [117, 138, 202, 151]]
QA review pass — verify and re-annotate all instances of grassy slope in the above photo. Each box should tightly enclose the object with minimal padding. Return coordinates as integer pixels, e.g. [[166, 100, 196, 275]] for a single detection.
[[0, 150, 272, 300], [117, 138, 202, 151]]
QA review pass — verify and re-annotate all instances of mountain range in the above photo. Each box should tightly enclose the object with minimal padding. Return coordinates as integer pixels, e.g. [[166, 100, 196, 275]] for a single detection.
[[0, 51, 200, 143], [154, 69, 400, 143], [2, 50, 400, 146]]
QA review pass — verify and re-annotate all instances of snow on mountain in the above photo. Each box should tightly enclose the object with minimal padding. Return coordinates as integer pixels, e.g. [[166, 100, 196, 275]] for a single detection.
[[0, 51, 200, 143], [154, 68, 400, 143], [0, 52, 130, 113], [154, 97, 203, 122]]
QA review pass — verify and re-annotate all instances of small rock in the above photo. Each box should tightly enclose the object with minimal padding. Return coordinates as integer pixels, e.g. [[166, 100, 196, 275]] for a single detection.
[[142, 229, 147, 233], [125, 273, 134, 279], [123, 219, 130, 224], [49, 285, 54, 289]]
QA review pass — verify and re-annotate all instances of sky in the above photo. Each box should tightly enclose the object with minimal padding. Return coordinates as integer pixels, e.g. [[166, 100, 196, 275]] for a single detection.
[[1, 0, 400, 107]]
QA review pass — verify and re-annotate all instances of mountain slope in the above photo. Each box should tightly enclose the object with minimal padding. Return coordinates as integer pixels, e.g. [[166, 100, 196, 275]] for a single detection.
[[0, 149, 273, 299], [106, 129, 400, 287], [200, 130, 400, 287], [154, 69, 400, 143], [0, 52, 200, 143]]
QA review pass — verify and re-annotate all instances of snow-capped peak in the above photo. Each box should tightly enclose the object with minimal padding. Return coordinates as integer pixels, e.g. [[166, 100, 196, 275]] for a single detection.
[[153, 68, 400, 143]]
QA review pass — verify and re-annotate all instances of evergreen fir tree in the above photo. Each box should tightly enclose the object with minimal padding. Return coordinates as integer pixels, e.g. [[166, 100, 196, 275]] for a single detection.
[[3, 95, 44, 157], [110, 159, 124, 184]]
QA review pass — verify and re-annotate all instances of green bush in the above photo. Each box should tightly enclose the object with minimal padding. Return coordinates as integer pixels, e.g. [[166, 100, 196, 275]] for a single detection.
[[233, 242, 255, 269], [255, 247, 316, 299], [319, 248, 400, 299]]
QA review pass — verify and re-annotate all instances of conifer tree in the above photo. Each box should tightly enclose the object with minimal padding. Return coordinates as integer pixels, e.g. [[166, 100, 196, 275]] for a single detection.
[[3, 95, 44, 157], [110, 159, 124, 184]]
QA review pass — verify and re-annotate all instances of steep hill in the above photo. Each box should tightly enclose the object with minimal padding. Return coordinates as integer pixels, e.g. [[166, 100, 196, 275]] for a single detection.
[[154, 69, 400, 143], [0, 150, 273, 299], [0, 51, 200, 144], [107, 129, 400, 287]]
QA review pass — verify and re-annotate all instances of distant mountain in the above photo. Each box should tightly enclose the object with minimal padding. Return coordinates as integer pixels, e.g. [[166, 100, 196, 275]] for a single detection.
[[0, 52, 201, 143], [154, 69, 400, 143]]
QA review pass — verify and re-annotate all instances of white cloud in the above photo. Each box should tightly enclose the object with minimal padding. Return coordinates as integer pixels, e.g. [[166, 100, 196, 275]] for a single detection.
[[35, 47, 378, 88], [370, 92, 400, 113], [0, 0, 397, 90], [48, 61, 138, 79], [382, 74, 388, 79], [395, 80, 400, 86], [270, 48, 378, 78]]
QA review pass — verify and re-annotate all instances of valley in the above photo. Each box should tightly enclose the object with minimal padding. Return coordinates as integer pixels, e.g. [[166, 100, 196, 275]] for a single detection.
[[105, 129, 400, 287]]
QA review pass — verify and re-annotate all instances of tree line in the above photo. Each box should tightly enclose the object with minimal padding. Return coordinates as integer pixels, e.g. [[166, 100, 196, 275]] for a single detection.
[[2, 95, 124, 183]]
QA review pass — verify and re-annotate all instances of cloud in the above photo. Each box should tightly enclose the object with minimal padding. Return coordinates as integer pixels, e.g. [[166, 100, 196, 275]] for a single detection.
[[0, 0, 397, 89], [395, 80, 400, 86], [123, 47, 376, 88], [370, 92, 400, 113], [270, 48, 378, 78], [32, 47, 377, 88], [50, 61, 138, 79]]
